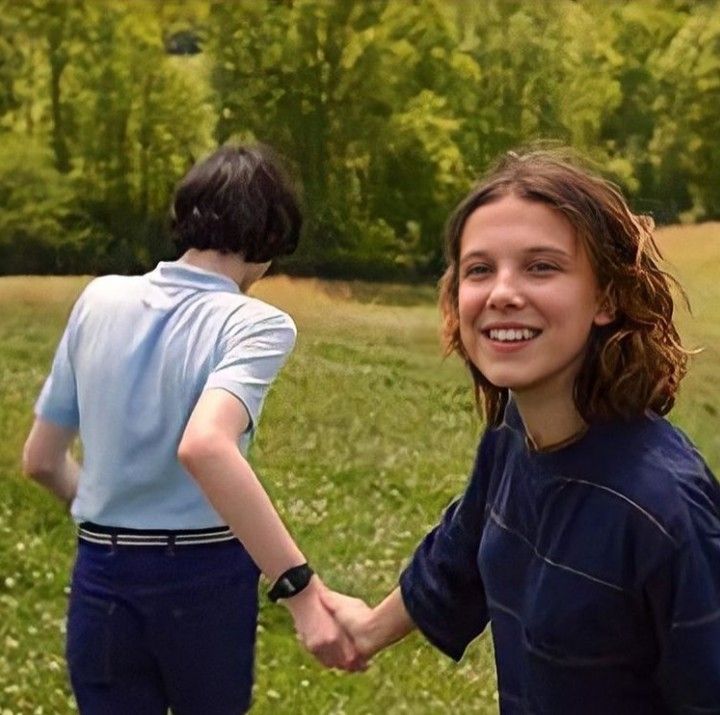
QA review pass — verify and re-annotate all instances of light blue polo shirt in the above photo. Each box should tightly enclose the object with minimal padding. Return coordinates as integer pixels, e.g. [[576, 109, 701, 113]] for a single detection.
[[35, 261, 296, 529]]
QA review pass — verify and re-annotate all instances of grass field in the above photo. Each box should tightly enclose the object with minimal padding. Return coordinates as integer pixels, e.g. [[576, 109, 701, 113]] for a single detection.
[[0, 223, 718, 714]]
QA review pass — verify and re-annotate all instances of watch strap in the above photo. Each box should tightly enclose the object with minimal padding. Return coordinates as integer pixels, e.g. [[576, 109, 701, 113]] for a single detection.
[[268, 563, 314, 602]]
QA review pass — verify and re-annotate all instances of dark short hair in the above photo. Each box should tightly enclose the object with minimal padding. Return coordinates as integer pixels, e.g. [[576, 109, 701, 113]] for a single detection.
[[439, 148, 690, 426], [170, 144, 302, 262]]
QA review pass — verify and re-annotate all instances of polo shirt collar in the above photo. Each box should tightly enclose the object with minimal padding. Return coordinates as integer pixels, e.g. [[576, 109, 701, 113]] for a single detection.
[[148, 261, 240, 294]]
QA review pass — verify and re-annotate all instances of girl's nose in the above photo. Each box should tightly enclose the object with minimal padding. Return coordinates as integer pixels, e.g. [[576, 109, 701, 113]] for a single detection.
[[487, 271, 525, 310]]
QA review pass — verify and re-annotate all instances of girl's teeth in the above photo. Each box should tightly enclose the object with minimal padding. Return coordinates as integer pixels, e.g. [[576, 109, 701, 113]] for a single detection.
[[489, 328, 537, 342]]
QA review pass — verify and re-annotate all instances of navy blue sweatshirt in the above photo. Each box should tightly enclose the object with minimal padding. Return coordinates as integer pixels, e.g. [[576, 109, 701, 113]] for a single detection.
[[400, 401, 720, 714]]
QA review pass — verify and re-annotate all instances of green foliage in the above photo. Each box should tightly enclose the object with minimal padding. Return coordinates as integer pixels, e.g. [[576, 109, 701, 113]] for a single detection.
[[62, 2, 216, 268], [649, 4, 720, 220], [1, 0, 215, 273], [0, 0, 718, 276], [0, 5, 24, 119], [0, 136, 104, 274]]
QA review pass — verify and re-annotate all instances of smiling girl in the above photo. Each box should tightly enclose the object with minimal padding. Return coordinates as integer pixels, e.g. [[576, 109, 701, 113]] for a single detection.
[[324, 149, 720, 713]]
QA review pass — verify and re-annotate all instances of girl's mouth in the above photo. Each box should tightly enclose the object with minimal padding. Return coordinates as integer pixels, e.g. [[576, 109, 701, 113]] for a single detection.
[[484, 328, 541, 343]]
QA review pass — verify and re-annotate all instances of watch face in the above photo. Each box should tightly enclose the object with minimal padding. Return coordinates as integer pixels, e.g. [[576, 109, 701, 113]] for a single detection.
[[269, 564, 313, 601], [279, 577, 295, 594]]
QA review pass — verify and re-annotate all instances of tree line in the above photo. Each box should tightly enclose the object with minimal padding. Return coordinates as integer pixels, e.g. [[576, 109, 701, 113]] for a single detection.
[[1, 0, 718, 279]]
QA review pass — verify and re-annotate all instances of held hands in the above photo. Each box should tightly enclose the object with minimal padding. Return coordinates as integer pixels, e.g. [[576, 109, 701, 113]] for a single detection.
[[282, 576, 368, 672], [319, 589, 378, 660]]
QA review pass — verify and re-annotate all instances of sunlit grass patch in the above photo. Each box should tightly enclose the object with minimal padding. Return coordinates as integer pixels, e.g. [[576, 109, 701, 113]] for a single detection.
[[0, 276, 92, 306], [0, 226, 718, 713]]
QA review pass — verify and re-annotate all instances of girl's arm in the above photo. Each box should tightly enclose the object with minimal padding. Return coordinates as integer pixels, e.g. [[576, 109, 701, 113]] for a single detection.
[[321, 587, 416, 659], [178, 388, 364, 672], [23, 418, 79, 509], [646, 525, 720, 710], [325, 434, 496, 664]]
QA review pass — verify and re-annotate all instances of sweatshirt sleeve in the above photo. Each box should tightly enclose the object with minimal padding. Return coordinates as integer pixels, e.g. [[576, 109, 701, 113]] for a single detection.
[[399, 432, 494, 661], [647, 467, 720, 713]]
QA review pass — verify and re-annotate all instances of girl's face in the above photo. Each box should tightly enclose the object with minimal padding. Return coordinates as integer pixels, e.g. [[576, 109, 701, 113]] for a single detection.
[[458, 194, 613, 405]]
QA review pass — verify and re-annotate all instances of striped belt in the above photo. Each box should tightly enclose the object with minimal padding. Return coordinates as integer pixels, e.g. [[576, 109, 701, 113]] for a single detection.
[[78, 522, 236, 547]]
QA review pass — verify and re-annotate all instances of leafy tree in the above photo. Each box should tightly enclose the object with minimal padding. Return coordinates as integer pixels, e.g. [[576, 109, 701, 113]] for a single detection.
[[0, 0, 718, 276], [599, 1, 686, 219], [207, 0, 475, 274], [59, 2, 215, 268], [650, 3, 720, 219], [1, 0, 89, 172], [0, 1, 25, 121], [0, 135, 103, 274]]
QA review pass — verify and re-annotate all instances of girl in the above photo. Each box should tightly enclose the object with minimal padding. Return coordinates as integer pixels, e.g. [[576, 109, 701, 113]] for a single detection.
[[324, 149, 720, 714], [23, 144, 363, 715]]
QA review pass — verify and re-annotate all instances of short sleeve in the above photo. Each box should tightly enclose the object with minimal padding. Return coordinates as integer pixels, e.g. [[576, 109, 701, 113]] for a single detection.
[[399, 434, 494, 661], [34, 298, 83, 428], [647, 482, 720, 712], [203, 312, 297, 428]]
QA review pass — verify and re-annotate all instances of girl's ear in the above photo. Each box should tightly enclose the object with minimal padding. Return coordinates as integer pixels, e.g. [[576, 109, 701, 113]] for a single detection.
[[594, 287, 616, 327]]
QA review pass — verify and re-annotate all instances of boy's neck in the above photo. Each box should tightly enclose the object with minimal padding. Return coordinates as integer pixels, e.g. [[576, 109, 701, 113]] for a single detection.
[[179, 249, 269, 292]]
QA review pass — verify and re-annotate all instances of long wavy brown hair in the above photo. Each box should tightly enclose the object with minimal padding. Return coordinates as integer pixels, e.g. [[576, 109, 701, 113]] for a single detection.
[[439, 148, 690, 427]]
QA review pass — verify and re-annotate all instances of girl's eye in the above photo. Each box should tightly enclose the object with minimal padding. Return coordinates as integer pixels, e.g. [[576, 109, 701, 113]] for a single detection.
[[464, 264, 492, 278], [528, 261, 558, 273]]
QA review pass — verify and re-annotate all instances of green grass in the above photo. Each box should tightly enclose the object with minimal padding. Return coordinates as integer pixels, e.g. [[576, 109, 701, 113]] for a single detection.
[[0, 222, 718, 713]]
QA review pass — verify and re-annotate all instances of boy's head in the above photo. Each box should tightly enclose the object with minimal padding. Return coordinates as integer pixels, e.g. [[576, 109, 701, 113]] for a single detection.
[[440, 148, 689, 425], [170, 144, 302, 263]]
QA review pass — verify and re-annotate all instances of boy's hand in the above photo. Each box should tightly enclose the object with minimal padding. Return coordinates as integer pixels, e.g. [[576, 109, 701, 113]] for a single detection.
[[283, 576, 367, 672]]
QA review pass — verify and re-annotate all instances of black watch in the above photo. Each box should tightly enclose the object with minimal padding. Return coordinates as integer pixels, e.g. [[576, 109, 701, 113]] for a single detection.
[[268, 563, 315, 602]]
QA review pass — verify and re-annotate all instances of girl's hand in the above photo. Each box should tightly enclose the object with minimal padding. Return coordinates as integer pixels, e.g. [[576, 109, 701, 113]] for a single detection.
[[322, 587, 416, 660], [320, 589, 378, 659]]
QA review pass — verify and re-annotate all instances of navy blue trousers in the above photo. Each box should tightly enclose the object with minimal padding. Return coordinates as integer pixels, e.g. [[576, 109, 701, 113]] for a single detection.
[[66, 538, 260, 714]]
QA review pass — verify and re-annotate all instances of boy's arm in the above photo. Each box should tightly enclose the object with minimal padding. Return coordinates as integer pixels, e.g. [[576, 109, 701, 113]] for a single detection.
[[23, 418, 79, 508], [178, 387, 364, 672]]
